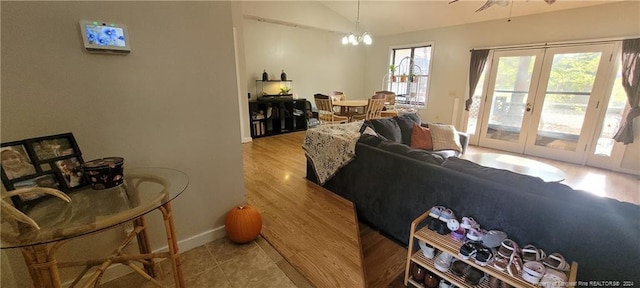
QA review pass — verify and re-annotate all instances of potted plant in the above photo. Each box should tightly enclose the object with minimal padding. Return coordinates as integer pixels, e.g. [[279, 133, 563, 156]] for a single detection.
[[389, 65, 397, 82], [279, 87, 291, 95]]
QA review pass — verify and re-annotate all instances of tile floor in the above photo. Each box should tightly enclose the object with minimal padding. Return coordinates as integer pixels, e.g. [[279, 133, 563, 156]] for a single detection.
[[101, 236, 313, 288]]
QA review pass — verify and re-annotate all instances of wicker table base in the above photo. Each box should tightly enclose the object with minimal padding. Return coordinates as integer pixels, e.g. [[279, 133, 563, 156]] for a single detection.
[[19, 202, 184, 288]]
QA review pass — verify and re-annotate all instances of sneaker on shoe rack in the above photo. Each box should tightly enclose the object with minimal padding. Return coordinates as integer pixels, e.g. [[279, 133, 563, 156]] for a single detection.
[[427, 206, 445, 231], [434, 251, 454, 272]]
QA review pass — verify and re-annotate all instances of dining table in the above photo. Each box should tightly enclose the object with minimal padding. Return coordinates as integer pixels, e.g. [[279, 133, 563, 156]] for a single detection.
[[332, 100, 368, 121]]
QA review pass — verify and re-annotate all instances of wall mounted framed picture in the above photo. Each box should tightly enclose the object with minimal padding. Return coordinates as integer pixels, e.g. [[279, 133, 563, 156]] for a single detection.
[[1, 133, 87, 211]]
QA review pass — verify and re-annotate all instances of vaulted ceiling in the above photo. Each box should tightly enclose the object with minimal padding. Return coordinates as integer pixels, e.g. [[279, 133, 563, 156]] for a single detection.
[[243, 0, 625, 37]]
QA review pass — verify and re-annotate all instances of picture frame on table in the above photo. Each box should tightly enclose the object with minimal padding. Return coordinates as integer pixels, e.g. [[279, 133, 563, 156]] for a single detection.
[[54, 157, 87, 190], [27, 133, 79, 162], [1, 142, 37, 181], [10, 173, 64, 202], [2, 133, 87, 211]]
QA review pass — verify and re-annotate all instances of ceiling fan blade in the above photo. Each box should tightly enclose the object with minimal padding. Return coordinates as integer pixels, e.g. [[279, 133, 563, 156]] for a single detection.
[[475, 0, 497, 12], [544, 0, 556, 4]]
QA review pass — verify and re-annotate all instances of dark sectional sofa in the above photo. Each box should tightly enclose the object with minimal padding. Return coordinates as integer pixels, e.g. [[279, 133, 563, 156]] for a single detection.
[[306, 114, 640, 282]]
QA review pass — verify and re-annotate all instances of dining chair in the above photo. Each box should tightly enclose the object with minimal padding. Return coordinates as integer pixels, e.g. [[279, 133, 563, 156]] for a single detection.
[[314, 94, 348, 124], [329, 91, 346, 114], [376, 91, 398, 118], [351, 96, 386, 121], [375, 90, 396, 106]]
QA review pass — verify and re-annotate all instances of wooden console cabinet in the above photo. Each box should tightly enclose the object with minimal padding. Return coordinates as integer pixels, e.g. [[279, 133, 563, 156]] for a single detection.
[[249, 98, 309, 138]]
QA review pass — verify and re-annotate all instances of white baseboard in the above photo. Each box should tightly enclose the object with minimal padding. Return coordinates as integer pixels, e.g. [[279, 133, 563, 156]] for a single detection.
[[613, 166, 640, 176], [65, 225, 227, 286], [242, 137, 253, 143]]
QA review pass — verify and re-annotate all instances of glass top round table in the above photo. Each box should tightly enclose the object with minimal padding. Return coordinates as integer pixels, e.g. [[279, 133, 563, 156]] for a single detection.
[[1, 167, 189, 249]]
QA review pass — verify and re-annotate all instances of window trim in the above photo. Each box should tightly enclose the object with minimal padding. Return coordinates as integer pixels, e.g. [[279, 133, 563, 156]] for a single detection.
[[388, 41, 435, 109]]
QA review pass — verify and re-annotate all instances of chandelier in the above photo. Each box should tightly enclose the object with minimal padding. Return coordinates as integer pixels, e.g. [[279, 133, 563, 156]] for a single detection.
[[341, 0, 372, 46]]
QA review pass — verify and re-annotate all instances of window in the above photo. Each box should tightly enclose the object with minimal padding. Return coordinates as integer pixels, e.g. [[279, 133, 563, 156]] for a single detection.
[[388, 44, 433, 107]]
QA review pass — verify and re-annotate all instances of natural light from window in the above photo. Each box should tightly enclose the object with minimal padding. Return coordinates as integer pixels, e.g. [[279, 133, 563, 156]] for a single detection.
[[388, 45, 432, 108]]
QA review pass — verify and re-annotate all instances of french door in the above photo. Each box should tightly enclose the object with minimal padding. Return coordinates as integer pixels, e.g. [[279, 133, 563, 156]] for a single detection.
[[477, 44, 616, 164]]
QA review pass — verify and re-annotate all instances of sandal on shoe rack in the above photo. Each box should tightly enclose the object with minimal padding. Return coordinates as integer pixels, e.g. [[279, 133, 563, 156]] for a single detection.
[[493, 255, 509, 271], [522, 261, 546, 284], [507, 253, 524, 277], [522, 244, 546, 262], [543, 252, 571, 272], [498, 239, 519, 258], [466, 227, 486, 241], [460, 216, 480, 230]]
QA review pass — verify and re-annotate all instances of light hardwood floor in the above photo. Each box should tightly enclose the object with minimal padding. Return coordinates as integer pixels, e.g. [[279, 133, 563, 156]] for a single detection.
[[242, 131, 639, 288]]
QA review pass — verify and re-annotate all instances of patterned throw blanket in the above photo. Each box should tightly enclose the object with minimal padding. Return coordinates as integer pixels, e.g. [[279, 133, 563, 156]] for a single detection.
[[303, 121, 363, 185]]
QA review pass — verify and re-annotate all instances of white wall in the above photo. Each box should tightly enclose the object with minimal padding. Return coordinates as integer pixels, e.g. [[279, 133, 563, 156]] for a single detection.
[[1, 1, 245, 285], [364, 1, 640, 172], [243, 19, 366, 101]]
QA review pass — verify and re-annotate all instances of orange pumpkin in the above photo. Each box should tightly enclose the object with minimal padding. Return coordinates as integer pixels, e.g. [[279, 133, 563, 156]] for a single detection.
[[224, 205, 262, 243]]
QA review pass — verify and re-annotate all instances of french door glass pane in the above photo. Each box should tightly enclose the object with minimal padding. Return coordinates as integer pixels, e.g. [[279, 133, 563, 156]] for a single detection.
[[534, 52, 602, 151], [594, 65, 625, 156], [486, 56, 535, 143], [466, 67, 487, 134]]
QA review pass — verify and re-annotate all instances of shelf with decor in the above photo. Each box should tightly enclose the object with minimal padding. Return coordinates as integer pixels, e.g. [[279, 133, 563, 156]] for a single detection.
[[256, 80, 293, 98], [249, 98, 308, 138], [404, 211, 578, 288]]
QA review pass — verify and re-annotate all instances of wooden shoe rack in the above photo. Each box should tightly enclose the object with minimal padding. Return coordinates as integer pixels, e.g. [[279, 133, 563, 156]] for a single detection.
[[404, 211, 578, 288]]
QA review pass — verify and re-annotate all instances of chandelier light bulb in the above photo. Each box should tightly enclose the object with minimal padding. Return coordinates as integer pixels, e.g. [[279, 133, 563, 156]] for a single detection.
[[363, 33, 372, 45], [341, 36, 349, 45], [348, 34, 357, 44]]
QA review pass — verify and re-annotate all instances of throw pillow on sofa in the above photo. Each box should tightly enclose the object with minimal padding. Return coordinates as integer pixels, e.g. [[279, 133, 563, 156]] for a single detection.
[[410, 123, 433, 150], [429, 123, 462, 153]]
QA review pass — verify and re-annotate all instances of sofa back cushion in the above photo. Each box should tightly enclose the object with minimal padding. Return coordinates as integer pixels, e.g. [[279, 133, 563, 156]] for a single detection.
[[393, 113, 422, 145], [364, 113, 421, 145], [366, 118, 402, 143]]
